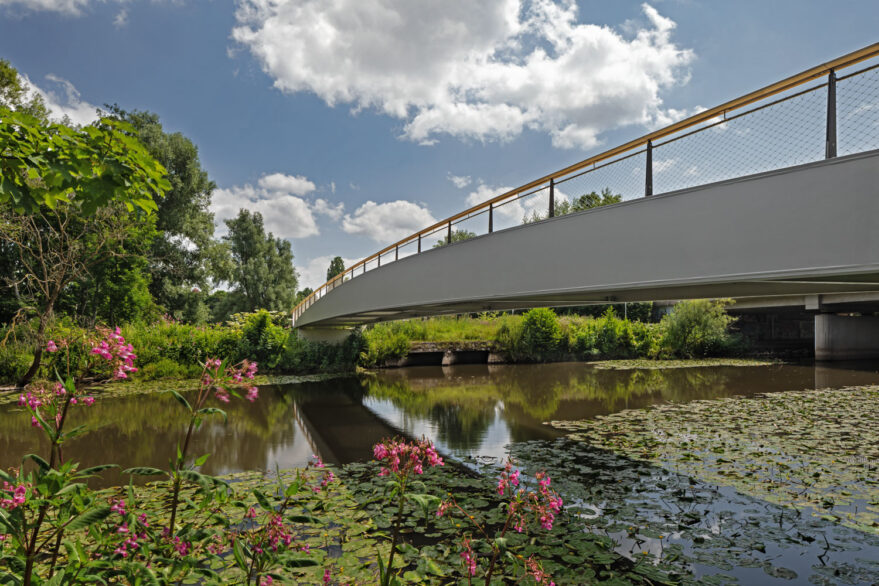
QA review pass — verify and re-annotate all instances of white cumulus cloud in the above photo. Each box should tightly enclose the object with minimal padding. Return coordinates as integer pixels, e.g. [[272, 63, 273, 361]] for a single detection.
[[0, 0, 91, 14], [297, 254, 361, 291], [16, 73, 100, 127], [448, 174, 473, 189], [342, 200, 437, 243], [466, 181, 569, 228], [212, 173, 340, 240], [232, 1, 694, 149]]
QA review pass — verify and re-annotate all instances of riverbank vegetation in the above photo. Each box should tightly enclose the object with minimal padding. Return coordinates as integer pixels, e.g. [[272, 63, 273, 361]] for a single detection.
[[360, 300, 743, 367]]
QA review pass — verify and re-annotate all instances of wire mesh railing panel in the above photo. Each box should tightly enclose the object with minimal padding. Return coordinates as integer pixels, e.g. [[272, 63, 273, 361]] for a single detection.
[[488, 186, 551, 230], [555, 151, 646, 205], [838, 66, 879, 156], [653, 85, 827, 194]]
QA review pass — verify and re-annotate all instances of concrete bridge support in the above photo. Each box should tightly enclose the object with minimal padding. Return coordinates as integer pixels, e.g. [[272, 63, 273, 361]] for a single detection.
[[297, 326, 355, 344], [815, 314, 879, 360]]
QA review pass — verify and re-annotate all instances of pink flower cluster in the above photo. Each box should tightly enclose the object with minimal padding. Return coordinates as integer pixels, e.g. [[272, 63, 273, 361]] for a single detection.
[[18, 381, 94, 431], [263, 513, 294, 552], [497, 463, 521, 496], [91, 327, 138, 380], [508, 470, 563, 533], [460, 536, 477, 576], [0, 482, 27, 511], [525, 555, 555, 585], [372, 437, 444, 479], [202, 358, 259, 404], [110, 503, 149, 559]]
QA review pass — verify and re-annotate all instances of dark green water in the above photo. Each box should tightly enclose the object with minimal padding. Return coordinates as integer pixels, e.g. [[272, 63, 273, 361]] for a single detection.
[[2, 361, 878, 483], [3, 361, 879, 584]]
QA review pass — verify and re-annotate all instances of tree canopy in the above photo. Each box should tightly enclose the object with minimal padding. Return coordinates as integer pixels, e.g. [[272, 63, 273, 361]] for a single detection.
[[326, 256, 346, 281], [223, 210, 298, 313]]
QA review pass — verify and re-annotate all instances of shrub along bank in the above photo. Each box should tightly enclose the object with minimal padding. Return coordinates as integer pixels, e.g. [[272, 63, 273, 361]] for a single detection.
[[360, 300, 742, 367], [0, 301, 740, 385], [0, 310, 363, 385]]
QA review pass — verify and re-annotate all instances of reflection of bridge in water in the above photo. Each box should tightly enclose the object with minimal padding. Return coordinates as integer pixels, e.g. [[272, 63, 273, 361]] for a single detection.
[[286, 380, 406, 464]]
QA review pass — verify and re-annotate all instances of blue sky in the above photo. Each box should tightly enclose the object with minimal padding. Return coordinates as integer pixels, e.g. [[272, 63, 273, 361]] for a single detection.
[[1, 0, 877, 289]]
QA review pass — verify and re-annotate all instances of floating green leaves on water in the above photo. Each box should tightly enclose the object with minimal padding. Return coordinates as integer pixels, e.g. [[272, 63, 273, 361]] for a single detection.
[[338, 460, 684, 585], [508, 438, 879, 585], [588, 358, 781, 370], [550, 385, 879, 536]]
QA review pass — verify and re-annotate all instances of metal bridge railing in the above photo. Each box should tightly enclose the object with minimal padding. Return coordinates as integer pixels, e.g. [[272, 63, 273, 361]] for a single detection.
[[293, 43, 879, 325]]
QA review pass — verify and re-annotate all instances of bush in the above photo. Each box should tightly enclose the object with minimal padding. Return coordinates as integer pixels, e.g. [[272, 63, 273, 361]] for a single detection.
[[660, 299, 737, 358], [238, 310, 289, 368], [282, 330, 364, 373], [360, 323, 411, 367], [517, 308, 562, 362], [0, 344, 33, 382]]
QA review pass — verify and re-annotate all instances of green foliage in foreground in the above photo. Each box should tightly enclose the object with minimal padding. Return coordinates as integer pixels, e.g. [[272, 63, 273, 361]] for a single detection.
[[0, 310, 362, 384]]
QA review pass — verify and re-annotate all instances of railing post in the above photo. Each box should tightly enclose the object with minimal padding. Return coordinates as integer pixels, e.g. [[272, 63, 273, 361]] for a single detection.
[[395, 245, 398, 261], [447, 221, 452, 245], [645, 140, 653, 196], [488, 203, 493, 233], [418, 234, 421, 253], [363, 264, 366, 275], [549, 178, 555, 218], [826, 69, 837, 159], [377, 253, 381, 267]]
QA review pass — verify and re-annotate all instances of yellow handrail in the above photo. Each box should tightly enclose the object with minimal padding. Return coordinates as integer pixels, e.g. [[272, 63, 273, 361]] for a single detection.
[[293, 42, 879, 322]]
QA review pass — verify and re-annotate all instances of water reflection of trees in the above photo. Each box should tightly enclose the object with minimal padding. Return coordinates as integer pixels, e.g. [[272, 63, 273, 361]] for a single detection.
[[0, 386, 302, 486], [364, 365, 736, 444]]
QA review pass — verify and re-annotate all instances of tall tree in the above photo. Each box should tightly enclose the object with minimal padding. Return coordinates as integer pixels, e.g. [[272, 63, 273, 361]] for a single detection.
[[434, 229, 476, 248], [0, 107, 169, 385], [0, 59, 50, 121], [224, 210, 298, 312], [524, 188, 622, 223], [326, 256, 346, 281], [107, 107, 225, 320]]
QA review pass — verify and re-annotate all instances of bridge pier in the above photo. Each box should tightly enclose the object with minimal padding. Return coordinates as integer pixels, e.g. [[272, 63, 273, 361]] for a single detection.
[[297, 326, 355, 345], [815, 314, 879, 361]]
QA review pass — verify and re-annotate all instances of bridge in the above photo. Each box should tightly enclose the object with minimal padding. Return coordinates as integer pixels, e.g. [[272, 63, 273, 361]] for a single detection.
[[293, 44, 879, 359]]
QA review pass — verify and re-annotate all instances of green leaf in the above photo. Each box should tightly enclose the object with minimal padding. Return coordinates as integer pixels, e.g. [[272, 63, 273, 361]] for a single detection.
[[54, 482, 87, 497], [197, 407, 227, 423], [252, 489, 273, 511], [232, 539, 248, 571], [282, 556, 320, 568], [194, 453, 211, 467], [78, 464, 119, 477], [122, 467, 167, 477], [23, 453, 50, 471], [168, 390, 192, 412], [67, 505, 111, 531], [286, 514, 321, 524]]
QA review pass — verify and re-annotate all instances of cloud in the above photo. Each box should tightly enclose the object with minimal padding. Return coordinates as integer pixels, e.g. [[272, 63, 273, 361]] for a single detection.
[[0, 0, 91, 14], [257, 172, 316, 195], [233, 1, 694, 149], [212, 173, 339, 239], [312, 198, 344, 221], [342, 200, 436, 243], [297, 254, 361, 290], [448, 174, 472, 189], [17, 73, 99, 126], [465, 181, 569, 227], [113, 8, 128, 27]]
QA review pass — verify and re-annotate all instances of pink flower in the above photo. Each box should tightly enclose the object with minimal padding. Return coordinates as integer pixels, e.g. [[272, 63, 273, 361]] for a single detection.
[[246, 387, 259, 402], [111, 499, 126, 515], [81, 396, 95, 406], [46, 340, 58, 352], [323, 567, 332, 584], [260, 577, 273, 586]]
